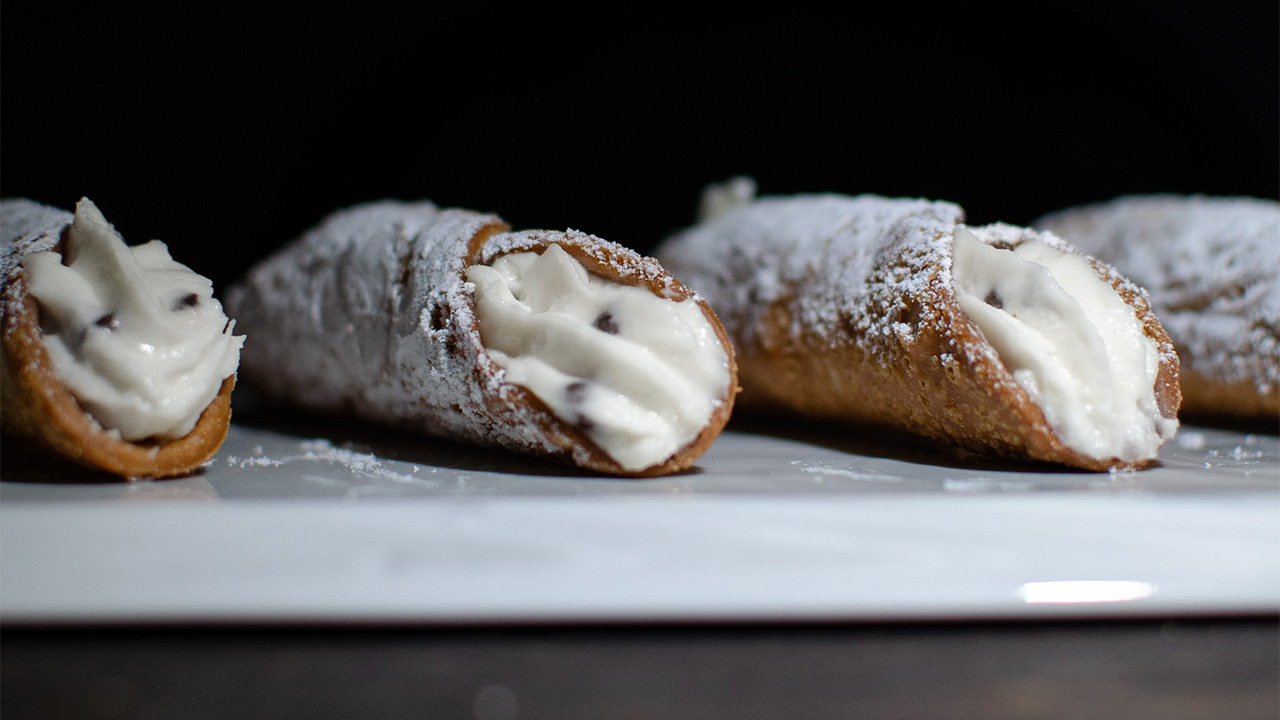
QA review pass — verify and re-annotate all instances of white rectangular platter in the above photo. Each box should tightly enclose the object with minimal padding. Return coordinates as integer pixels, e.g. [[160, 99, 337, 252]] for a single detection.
[[2, 419, 1276, 624]]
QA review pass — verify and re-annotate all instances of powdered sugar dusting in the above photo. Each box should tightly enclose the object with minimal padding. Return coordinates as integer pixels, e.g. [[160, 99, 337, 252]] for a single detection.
[[224, 201, 725, 473], [658, 193, 971, 364], [226, 200, 570, 461], [2, 199, 73, 259], [2, 199, 76, 325]]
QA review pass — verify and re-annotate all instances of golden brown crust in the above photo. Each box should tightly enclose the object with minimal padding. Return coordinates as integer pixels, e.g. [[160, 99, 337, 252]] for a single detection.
[[228, 202, 737, 478], [472, 233, 739, 477], [1, 262, 236, 479], [1178, 371, 1278, 420], [734, 284, 1103, 469], [695, 215, 1179, 473]]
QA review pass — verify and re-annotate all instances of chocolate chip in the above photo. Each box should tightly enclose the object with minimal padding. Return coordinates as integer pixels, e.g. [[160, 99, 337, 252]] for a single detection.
[[566, 381, 589, 404], [593, 312, 619, 335], [575, 414, 596, 431], [69, 327, 88, 354], [984, 290, 1004, 309], [35, 306, 62, 336], [429, 303, 448, 331], [173, 293, 200, 311], [95, 313, 119, 331]]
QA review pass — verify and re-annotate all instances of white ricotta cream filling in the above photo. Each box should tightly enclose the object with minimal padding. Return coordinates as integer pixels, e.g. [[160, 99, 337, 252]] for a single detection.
[[466, 244, 730, 471], [951, 226, 1177, 463], [21, 198, 244, 441]]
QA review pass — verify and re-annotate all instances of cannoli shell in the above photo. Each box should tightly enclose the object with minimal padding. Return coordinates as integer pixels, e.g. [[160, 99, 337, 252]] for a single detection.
[[657, 194, 1180, 471], [225, 201, 737, 476], [1036, 195, 1279, 420], [1, 199, 235, 478]]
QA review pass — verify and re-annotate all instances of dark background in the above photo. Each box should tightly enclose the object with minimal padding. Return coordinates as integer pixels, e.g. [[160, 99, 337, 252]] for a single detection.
[[2, 10, 1277, 715], [4, 2, 1276, 291]]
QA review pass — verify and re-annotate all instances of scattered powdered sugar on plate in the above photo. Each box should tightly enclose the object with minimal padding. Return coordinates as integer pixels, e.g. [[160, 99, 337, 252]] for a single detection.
[[1208, 446, 1266, 462], [942, 476, 1035, 492], [226, 438, 435, 486], [1176, 431, 1207, 450], [797, 463, 902, 483], [225, 455, 285, 468]]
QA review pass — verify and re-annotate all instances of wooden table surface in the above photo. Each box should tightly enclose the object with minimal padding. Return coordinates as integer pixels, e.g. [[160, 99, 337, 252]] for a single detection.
[[3, 617, 1277, 719]]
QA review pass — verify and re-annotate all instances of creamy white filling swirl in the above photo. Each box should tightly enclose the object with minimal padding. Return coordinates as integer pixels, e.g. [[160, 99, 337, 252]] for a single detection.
[[951, 226, 1177, 463], [21, 198, 243, 441], [466, 243, 730, 471]]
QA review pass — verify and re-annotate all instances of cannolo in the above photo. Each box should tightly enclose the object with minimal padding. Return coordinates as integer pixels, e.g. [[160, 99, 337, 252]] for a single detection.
[[1, 198, 244, 478], [224, 201, 737, 476], [656, 184, 1181, 470], [1036, 195, 1279, 420]]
